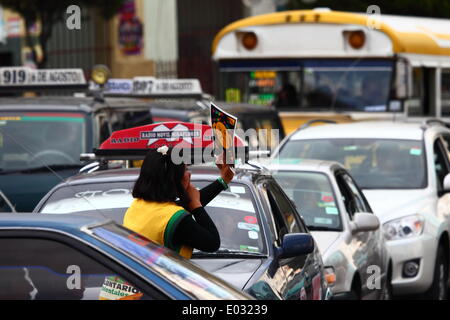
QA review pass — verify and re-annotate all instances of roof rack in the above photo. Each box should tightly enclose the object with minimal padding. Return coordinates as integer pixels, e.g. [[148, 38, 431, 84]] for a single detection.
[[420, 118, 448, 130]]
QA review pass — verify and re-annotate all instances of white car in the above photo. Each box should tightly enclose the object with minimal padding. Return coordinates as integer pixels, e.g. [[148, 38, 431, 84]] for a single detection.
[[273, 120, 450, 299], [267, 160, 390, 300]]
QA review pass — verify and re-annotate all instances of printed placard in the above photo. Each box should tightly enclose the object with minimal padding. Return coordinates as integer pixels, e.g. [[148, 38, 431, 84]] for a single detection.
[[0, 67, 86, 86]]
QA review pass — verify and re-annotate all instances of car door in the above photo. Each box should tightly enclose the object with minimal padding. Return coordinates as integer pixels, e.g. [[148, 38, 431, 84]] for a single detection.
[[0, 230, 168, 300], [335, 169, 381, 298], [264, 180, 324, 300]]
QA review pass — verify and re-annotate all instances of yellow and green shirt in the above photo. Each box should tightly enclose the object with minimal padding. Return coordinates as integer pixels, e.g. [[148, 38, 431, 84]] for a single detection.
[[123, 199, 193, 259]]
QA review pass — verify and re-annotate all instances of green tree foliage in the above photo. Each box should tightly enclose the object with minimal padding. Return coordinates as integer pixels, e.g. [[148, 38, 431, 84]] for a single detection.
[[0, 0, 126, 67], [288, 0, 450, 19]]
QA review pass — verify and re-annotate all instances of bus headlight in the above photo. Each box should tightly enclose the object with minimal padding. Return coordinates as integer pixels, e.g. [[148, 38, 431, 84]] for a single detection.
[[383, 214, 424, 241]]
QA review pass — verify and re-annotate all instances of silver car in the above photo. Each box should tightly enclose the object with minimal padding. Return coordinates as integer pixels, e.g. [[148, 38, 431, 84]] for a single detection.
[[267, 160, 391, 300]]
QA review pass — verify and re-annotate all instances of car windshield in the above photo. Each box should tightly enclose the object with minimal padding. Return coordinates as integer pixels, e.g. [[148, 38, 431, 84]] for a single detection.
[[278, 139, 427, 189], [272, 171, 342, 230], [40, 180, 266, 254], [0, 111, 86, 170], [219, 59, 393, 111], [91, 223, 247, 300]]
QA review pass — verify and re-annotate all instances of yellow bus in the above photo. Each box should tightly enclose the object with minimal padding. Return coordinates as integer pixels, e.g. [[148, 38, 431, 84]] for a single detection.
[[212, 9, 450, 133]]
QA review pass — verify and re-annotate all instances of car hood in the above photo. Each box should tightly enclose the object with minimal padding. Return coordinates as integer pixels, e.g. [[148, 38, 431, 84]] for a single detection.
[[309, 231, 341, 255], [362, 189, 435, 223], [192, 258, 263, 290]]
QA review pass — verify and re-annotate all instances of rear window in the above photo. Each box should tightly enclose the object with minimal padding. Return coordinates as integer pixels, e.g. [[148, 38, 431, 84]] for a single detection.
[[279, 138, 427, 189], [40, 179, 266, 254]]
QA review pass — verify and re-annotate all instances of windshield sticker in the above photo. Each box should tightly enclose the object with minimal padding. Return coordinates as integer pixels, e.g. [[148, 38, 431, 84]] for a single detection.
[[229, 186, 246, 194], [321, 195, 334, 202], [207, 197, 255, 213], [237, 222, 260, 232], [240, 245, 259, 253], [410, 148, 422, 156], [343, 146, 358, 151], [74, 189, 131, 198], [314, 217, 333, 225], [244, 216, 258, 224], [318, 201, 336, 208], [248, 231, 259, 240], [99, 276, 143, 300], [325, 207, 339, 215]]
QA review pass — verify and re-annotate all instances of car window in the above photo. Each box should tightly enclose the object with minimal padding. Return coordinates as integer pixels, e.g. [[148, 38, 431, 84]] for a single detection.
[[433, 138, 450, 191], [0, 112, 87, 170], [266, 181, 305, 235], [193, 181, 266, 254], [335, 173, 358, 219], [0, 237, 146, 300], [272, 171, 342, 230], [279, 138, 427, 189], [341, 172, 372, 213]]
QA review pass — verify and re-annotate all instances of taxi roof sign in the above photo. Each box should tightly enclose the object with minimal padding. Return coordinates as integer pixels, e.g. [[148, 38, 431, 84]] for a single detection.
[[90, 77, 203, 98], [0, 67, 88, 91], [85, 121, 247, 164]]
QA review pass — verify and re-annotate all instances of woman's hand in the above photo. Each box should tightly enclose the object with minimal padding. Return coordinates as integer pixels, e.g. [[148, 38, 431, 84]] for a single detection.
[[216, 154, 235, 184], [186, 183, 202, 211]]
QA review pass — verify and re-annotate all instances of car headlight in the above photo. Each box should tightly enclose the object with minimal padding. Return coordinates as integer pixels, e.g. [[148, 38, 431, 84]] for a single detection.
[[383, 214, 424, 241]]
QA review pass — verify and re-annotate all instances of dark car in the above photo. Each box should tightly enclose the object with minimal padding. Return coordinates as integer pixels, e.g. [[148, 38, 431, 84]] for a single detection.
[[0, 213, 250, 300], [34, 165, 332, 300], [0, 96, 154, 212]]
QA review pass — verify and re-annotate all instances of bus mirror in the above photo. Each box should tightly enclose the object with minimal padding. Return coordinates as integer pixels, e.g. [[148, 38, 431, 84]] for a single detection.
[[394, 59, 412, 100]]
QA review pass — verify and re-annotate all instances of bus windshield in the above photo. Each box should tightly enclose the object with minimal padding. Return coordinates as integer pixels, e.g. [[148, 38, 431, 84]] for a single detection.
[[220, 59, 393, 112]]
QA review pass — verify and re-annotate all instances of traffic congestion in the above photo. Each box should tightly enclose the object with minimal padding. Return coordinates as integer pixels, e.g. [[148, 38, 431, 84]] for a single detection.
[[1, 2, 450, 304]]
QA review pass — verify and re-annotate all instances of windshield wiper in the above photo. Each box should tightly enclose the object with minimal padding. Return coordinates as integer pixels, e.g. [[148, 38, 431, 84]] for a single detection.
[[307, 225, 342, 232], [192, 249, 266, 259], [0, 164, 82, 175]]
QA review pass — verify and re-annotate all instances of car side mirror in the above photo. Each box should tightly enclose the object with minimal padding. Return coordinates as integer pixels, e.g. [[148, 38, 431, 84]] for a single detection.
[[350, 212, 380, 234], [443, 174, 450, 192], [277, 233, 314, 259]]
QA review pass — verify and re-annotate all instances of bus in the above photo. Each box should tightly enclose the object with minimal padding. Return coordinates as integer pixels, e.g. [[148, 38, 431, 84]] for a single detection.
[[212, 8, 450, 134]]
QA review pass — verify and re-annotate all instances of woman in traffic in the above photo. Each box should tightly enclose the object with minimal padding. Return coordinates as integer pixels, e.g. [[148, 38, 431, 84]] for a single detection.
[[123, 145, 234, 259]]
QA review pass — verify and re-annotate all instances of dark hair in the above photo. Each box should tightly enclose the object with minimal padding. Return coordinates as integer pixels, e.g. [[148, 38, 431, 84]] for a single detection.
[[132, 148, 190, 204]]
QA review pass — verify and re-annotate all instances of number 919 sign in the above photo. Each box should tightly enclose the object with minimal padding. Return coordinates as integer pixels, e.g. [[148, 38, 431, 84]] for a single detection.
[[1, 68, 29, 85]]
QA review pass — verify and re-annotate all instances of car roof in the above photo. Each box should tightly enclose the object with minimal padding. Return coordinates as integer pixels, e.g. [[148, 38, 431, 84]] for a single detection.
[[267, 159, 343, 174], [0, 96, 95, 112], [0, 96, 155, 112], [0, 213, 109, 230], [289, 121, 428, 141]]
